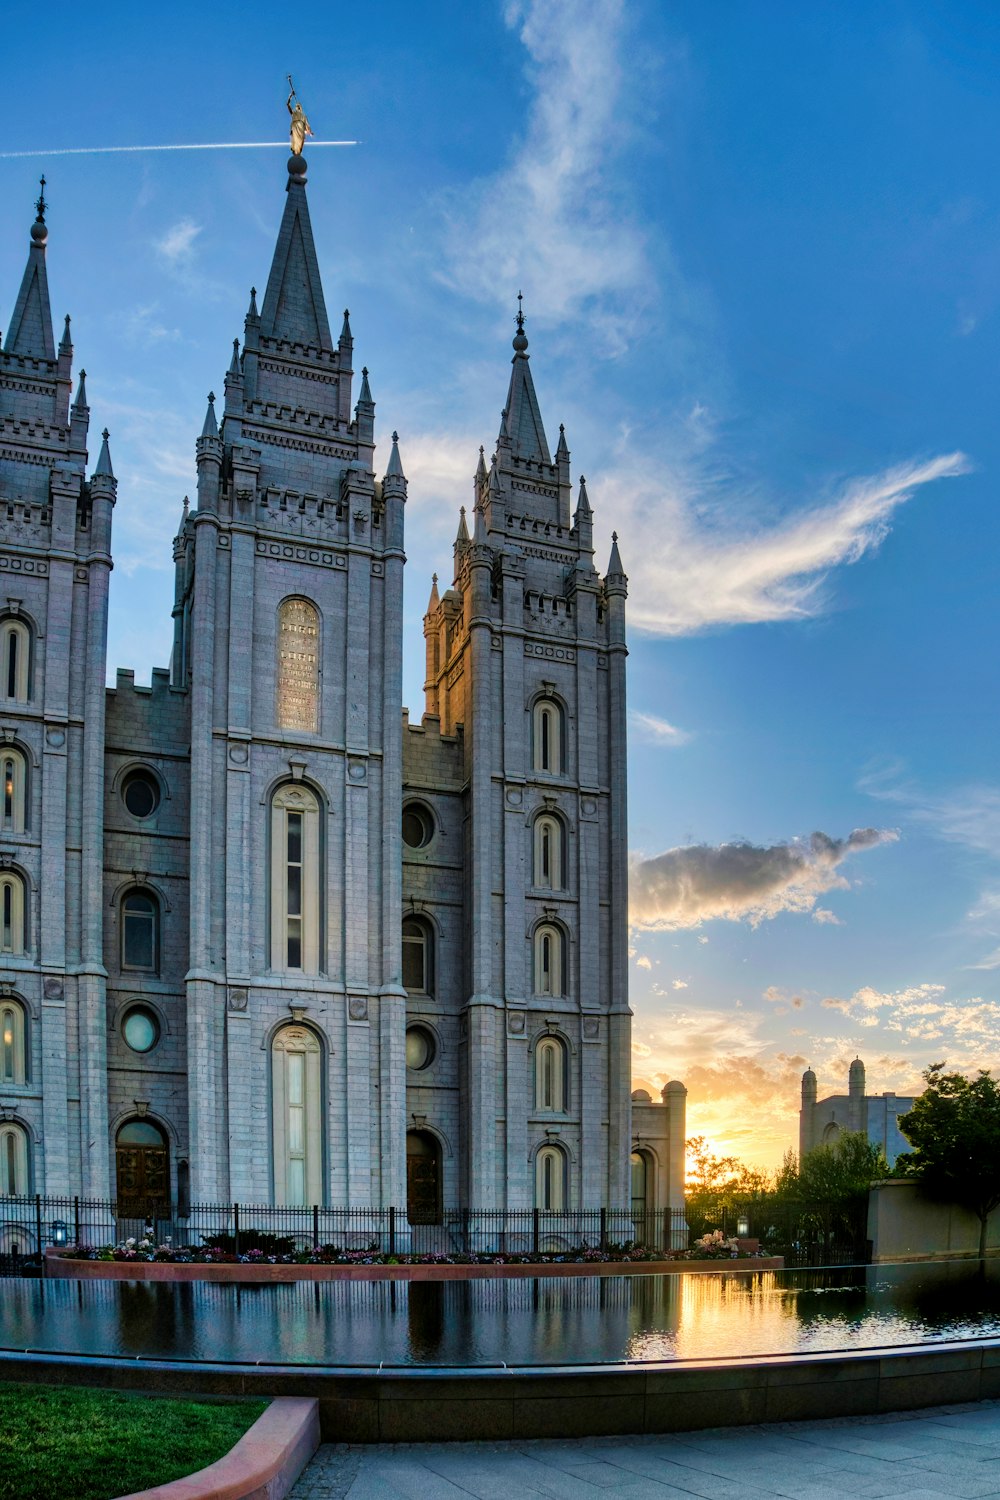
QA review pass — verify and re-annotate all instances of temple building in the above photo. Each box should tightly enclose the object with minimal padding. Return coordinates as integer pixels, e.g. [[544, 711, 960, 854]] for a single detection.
[[799, 1058, 914, 1167], [0, 155, 683, 1223]]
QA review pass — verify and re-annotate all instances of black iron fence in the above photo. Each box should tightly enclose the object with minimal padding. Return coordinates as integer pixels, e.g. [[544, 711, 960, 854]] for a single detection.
[[692, 1197, 872, 1267], [0, 1196, 690, 1268]]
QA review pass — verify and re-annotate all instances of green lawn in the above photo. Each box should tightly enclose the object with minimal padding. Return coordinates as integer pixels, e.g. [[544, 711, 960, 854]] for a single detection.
[[0, 1383, 267, 1500]]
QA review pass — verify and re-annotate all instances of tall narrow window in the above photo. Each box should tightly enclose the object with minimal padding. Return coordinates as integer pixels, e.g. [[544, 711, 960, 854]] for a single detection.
[[277, 598, 320, 733], [1, 749, 27, 834], [0, 873, 26, 956], [0, 999, 26, 1085], [631, 1150, 651, 1220], [535, 1144, 566, 1211], [271, 1025, 323, 1206], [270, 784, 321, 973], [533, 814, 564, 890], [533, 923, 564, 998], [0, 620, 30, 704], [121, 889, 158, 973], [0, 1122, 29, 1196], [535, 1035, 566, 1113], [402, 917, 434, 995], [532, 698, 564, 775]]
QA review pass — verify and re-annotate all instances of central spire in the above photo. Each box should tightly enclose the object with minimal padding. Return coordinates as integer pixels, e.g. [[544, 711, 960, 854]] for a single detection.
[[6, 177, 56, 360], [258, 155, 333, 349], [502, 293, 550, 465]]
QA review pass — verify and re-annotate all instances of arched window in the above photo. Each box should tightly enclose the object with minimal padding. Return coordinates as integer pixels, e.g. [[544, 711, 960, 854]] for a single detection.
[[270, 783, 321, 973], [535, 1035, 567, 1113], [533, 814, 564, 890], [631, 1149, 653, 1221], [277, 597, 320, 733], [535, 1143, 567, 1211], [121, 889, 159, 973], [0, 619, 30, 704], [271, 1025, 323, 1206], [0, 872, 26, 956], [0, 1122, 29, 1196], [1, 748, 27, 833], [406, 1130, 442, 1225], [533, 923, 565, 998], [532, 697, 564, 775], [0, 998, 27, 1085], [115, 1118, 169, 1215], [402, 916, 434, 995]]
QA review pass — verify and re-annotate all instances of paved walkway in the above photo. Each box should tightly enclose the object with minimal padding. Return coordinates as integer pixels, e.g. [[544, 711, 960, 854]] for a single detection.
[[290, 1401, 1000, 1498]]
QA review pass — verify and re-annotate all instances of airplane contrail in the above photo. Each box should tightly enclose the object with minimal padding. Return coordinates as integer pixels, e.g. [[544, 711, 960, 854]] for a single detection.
[[0, 141, 359, 160]]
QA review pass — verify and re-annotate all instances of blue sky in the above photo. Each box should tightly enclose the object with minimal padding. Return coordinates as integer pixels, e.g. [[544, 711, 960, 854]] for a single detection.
[[3, 0, 999, 1165]]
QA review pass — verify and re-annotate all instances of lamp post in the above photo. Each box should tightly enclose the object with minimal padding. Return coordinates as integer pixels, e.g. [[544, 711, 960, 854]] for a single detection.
[[51, 1219, 68, 1248]]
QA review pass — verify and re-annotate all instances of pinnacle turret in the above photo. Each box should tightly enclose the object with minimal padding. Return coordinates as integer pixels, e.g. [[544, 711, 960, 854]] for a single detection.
[[426, 573, 440, 612], [228, 339, 240, 376], [386, 431, 404, 479], [246, 286, 259, 322], [94, 428, 114, 478], [358, 366, 373, 405], [575, 474, 592, 516], [606, 530, 627, 586], [455, 506, 470, 545], [72, 369, 88, 410], [340, 308, 352, 344], [59, 314, 72, 354], [201, 392, 218, 438]]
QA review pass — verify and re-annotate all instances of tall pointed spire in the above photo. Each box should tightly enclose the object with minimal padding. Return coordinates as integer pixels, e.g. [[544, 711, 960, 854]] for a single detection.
[[358, 366, 372, 404], [258, 162, 332, 348], [576, 474, 592, 516], [201, 391, 218, 438], [386, 430, 404, 478], [502, 293, 551, 465], [95, 427, 114, 478], [72, 369, 88, 410], [246, 286, 259, 322], [607, 530, 626, 581], [340, 308, 352, 344], [59, 314, 72, 354], [456, 506, 470, 544], [7, 178, 56, 359], [426, 573, 440, 612], [228, 338, 240, 375], [475, 446, 488, 487]]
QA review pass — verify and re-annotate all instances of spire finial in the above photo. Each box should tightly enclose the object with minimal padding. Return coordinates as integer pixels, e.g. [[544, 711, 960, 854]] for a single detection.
[[612, 530, 618, 543], [513, 290, 528, 353], [36, 176, 47, 222]]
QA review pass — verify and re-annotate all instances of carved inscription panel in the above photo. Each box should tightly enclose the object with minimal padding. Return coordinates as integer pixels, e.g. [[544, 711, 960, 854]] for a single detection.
[[277, 597, 320, 733]]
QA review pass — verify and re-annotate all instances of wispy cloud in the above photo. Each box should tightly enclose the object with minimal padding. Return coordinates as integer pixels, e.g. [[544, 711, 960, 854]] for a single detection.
[[605, 452, 969, 636], [630, 711, 693, 746], [439, 0, 651, 347], [630, 827, 897, 931], [862, 763, 1000, 858], [156, 217, 202, 265]]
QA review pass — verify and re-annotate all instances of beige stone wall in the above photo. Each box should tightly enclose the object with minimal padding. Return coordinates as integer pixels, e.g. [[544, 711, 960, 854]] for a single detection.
[[868, 1177, 1000, 1261]]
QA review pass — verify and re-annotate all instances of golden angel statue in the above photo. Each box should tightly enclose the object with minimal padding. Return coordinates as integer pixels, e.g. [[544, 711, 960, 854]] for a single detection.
[[286, 78, 314, 156]]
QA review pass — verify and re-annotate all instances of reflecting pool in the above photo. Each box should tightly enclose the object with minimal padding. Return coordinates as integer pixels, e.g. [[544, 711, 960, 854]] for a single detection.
[[3, 1262, 1000, 1367]]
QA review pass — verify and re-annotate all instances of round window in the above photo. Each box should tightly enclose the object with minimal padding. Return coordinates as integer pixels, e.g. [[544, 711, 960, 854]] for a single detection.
[[122, 769, 160, 820], [405, 1025, 435, 1071], [122, 1006, 160, 1054], [402, 803, 434, 849]]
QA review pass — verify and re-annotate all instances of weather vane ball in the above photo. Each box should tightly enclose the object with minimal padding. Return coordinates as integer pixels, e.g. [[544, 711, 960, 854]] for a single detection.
[[286, 76, 314, 158]]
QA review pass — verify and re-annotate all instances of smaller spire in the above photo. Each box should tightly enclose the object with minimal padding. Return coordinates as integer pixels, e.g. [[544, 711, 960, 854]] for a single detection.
[[473, 500, 488, 544], [456, 505, 470, 544], [607, 530, 625, 578], [358, 366, 373, 404], [228, 338, 240, 375], [488, 457, 502, 497], [177, 496, 190, 535], [576, 474, 592, 516], [201, 391, 218, 438], [95, 428, 114, 478], [59, 313, 72, 353], [72, 369, 88, 409], [426, 573, 440, 611], [386, 430, 404, 478], [498, 407, 510, 447], [475, 446, 488, 486], [246, 286, 259, 321], [340, 308, 352, 343], [556, 423, 569, 459]]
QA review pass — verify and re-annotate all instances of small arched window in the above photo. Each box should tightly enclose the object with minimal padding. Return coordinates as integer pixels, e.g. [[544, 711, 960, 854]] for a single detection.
[[0, 998, 27, 1085], [0, 1122, 29, 1197], [533, 814, 564, 890], [1, 749, 27, 833], [271, 1025, 324, 1206], [535, 1143, 567, 1211], [121, 888, 159, 973], [0, 619, 30, 704], [270, 783, 322, 973], [277, 597, 320, 733], [0, 872, 27, 956], [533, 923, 564, 998], [534, 1035, 567, 1113], [631, 1149, 652, 1220], [402, 916, 434, 995], [532, 697, 564, 775]]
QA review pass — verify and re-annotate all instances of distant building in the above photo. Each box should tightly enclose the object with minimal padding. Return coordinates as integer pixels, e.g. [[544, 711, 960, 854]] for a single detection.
[[799, 1058, 914, 1167], [630, 1082, 687, 1240]]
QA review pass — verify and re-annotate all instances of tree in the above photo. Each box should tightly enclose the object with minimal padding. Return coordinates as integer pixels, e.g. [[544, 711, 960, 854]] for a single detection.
[[897, 1064, 1000, 1261], [798, 1132, 889, 1203]]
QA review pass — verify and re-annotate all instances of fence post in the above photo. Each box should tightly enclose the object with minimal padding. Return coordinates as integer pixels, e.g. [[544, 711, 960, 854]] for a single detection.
[[600, 1207, 608, 1252], [35, 1194, 42, 1261], [74, 1195, 80, 1248], [312, 1203, 320, 1249], [387, 1205, 395, 1257], [533, 1207, 540, 1255], [233, 1202, 240, 1257]]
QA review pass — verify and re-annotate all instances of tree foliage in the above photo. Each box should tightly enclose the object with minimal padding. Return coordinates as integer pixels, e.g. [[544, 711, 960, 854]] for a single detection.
[[796, 1131, 889, 1203], [897, 1064, 1000, 1259]]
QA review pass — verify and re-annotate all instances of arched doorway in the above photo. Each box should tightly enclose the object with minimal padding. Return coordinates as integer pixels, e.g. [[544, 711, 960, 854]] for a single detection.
[[115, 1119, 170, 1217], [631, 1149, 654, 1244], [406, 1130, 441, 1225]]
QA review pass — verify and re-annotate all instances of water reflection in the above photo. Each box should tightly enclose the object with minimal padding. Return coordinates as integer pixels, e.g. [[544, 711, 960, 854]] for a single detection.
[[2, 1264, 1000, 1367]]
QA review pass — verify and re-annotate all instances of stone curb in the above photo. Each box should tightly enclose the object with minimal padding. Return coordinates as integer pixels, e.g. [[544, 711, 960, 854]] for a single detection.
[[112, 1397, 319, 1500]]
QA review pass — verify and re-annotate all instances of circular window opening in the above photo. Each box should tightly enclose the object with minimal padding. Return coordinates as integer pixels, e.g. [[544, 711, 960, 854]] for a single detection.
[[122, 769, 160, 820], [402, 803, 434, 849], [122, 1006, 160, 1055], [405, 1025, 435, 1071]]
